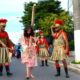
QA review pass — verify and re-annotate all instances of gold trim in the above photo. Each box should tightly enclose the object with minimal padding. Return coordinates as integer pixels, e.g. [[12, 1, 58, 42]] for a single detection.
[[0, 23, 6, 27], [55, 24, 60, 27]]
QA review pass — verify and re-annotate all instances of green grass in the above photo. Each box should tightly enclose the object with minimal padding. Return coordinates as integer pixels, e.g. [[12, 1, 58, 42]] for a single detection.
[[71, 61, 80, 64]]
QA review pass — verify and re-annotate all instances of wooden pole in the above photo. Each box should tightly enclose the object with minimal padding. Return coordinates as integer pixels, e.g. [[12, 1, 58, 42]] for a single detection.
[[31, 4, 36, 27]]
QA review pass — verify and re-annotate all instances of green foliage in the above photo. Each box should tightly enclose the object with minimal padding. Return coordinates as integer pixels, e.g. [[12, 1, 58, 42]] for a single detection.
[[21, 0, 64, 28], [38, 13, 57, 36], [71, 61, 80, 64], [38, 11, 73, 36], [35, 32, 39, 36], [21, 2, 35, 27], [69, 40, 74, 51], [21, 0, 74, 37]]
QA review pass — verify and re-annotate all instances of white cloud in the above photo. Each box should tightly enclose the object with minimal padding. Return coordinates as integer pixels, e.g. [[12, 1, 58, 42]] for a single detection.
[[0, 0, 38, 45], [1, 16, 19, 21], [0, 0, 38, 13], [8, 32, 23, 44], [1, 16, 23, 32], [59, 0, 73, 12], [0, 0, 25, 13], [25, 0, 38, 3], [2, 16, 22, 23]]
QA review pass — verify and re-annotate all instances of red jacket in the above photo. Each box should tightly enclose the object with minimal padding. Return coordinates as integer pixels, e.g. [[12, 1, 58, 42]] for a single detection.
[[37, 38, 49, 53], [0, 31, 12, 48]]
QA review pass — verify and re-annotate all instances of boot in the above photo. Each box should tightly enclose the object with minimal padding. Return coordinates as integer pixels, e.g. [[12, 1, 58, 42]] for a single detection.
[[26, 77, 30, 79], [0, 65, 3, 76], [55, 67, 60, 77], [45, 60, 49, 66], [5, 66, 12, 76], [41, 61, 44, 66], [64, 68, 70, 78]]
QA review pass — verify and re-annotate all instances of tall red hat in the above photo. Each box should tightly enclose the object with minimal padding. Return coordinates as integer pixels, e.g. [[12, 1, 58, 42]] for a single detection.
[[55, 19, 64, 27]]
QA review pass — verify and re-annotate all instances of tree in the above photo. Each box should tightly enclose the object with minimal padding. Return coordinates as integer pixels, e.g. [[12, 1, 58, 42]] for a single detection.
[[38, 11, 73, 36], [21, 0, 64, 27], [21, 0, 74, 50], [21, 2, 36, 27], [21, 0, 73, 37]]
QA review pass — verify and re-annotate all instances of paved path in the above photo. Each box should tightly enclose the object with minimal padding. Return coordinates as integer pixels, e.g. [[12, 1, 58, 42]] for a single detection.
[[0, 57, 80, 80]]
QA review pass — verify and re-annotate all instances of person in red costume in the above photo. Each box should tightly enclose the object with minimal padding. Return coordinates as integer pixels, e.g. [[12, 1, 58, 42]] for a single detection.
[[0, 19, 13, 76], [51, 19, 70, 78], [38, 30, 49, 66]]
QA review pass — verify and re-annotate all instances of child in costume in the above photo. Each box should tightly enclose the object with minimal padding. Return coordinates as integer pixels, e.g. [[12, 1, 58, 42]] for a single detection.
[[0, 19, 13, 76], [51, 19, 70, 78], [38, 30, 49, 66]]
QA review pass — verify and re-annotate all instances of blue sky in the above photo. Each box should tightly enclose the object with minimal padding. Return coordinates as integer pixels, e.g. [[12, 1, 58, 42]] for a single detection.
[[0, 0, 24, 32], [0, 0, 73, 44], [0, 0, 25, 44]]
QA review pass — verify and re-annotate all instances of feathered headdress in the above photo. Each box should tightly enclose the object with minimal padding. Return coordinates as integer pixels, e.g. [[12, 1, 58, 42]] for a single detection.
[[0, 19, 7, 23], [0, 19, 8, 27]]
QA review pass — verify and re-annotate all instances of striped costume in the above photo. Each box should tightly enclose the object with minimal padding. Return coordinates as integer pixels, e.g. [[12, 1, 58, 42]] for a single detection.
[[38, 38, 49, 58], [51, 30, 69, 60], [0, 31, 12, 64]]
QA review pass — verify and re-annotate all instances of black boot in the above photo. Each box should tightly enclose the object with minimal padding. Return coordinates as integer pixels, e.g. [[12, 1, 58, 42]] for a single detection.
[[0, 65, 3, 76], [41, 61, 44, 66], [64, 68, 70, 78], [45, 60, 49, 66], [55, 67, 60, 77], [5, 66, 12, 76]]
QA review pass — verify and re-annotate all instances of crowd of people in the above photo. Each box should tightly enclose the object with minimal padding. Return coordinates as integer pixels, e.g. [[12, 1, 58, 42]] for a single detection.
[[0, 18, 70, 79]]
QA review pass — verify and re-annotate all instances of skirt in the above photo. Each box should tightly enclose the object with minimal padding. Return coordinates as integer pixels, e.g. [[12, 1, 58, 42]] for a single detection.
[[0, 47, 10, 64], [39, 48, 49, 57], [21, 53, 38, 67], [51, 46, 67, 61]]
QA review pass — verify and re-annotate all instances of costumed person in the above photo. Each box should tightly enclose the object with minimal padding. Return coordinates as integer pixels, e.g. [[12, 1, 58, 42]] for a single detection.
[[49, 44, 53, 57], [21, 26, 37, 79], [38, 30, 49, 66], [16, 43, 21, 59], [0, 19, 13, 76], [50, 19, 70, 78]]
